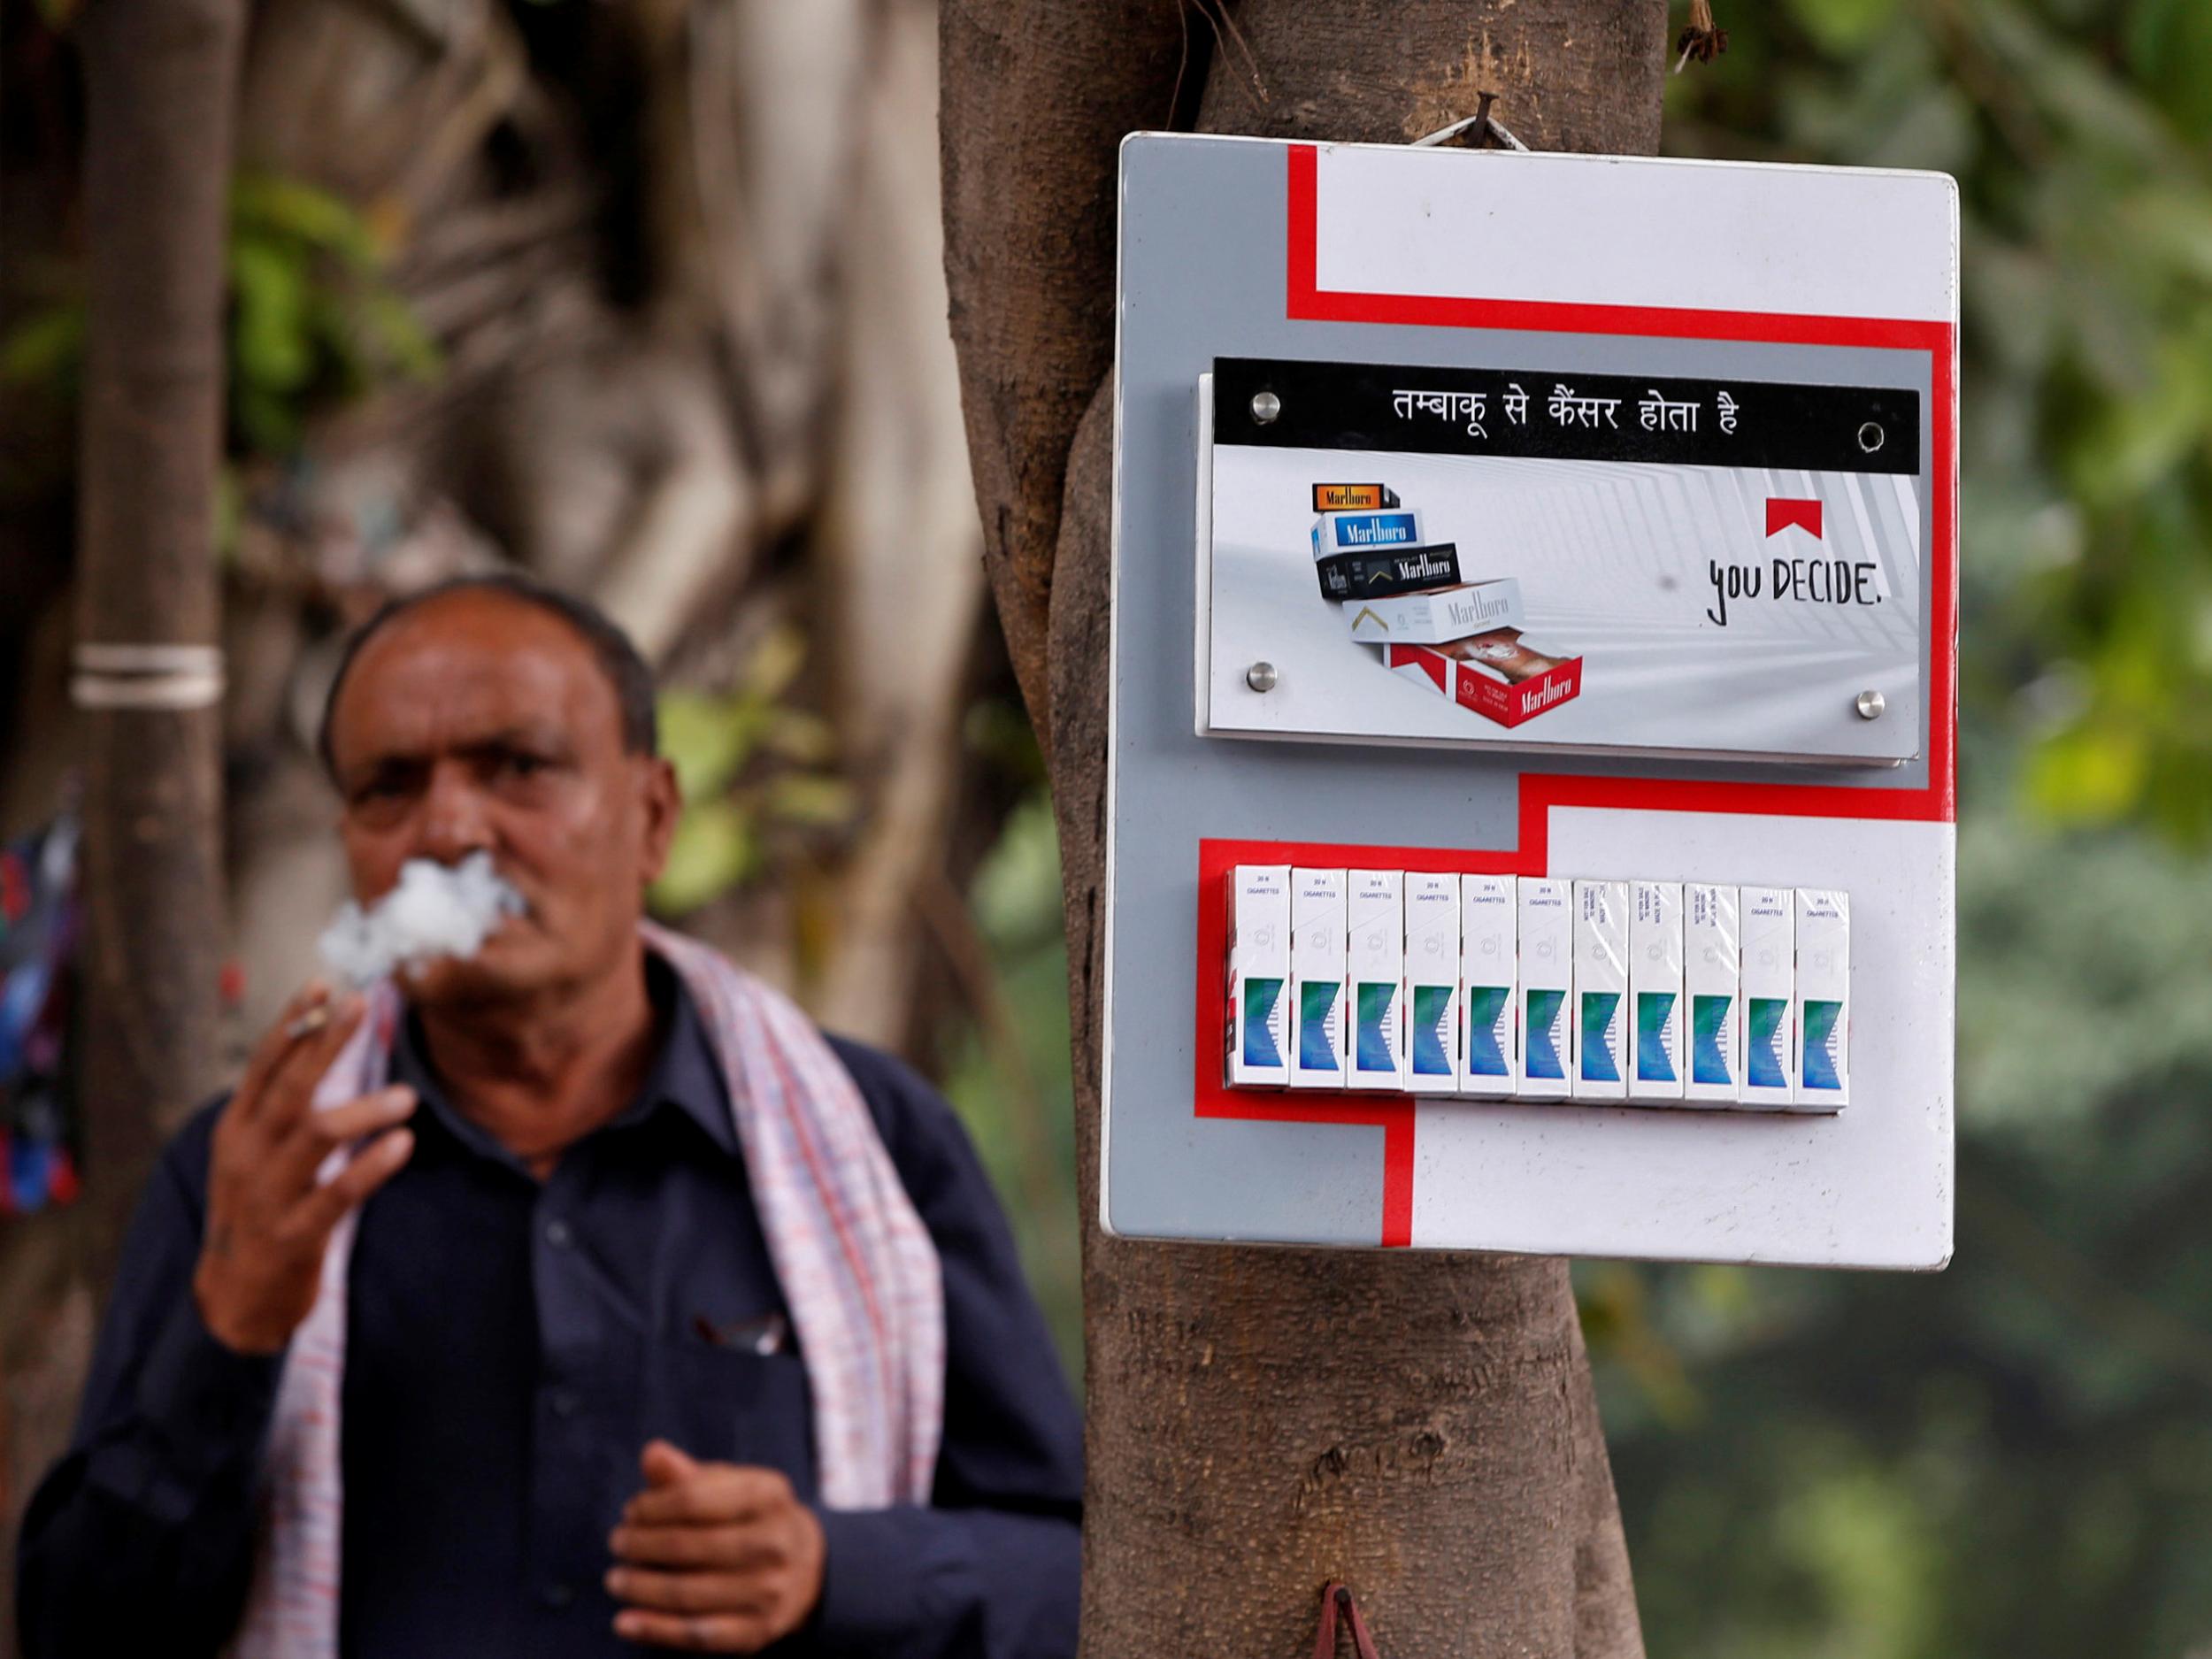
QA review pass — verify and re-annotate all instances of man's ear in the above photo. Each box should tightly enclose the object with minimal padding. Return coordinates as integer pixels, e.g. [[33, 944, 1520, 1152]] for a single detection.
[[638, 755, 682, 883]]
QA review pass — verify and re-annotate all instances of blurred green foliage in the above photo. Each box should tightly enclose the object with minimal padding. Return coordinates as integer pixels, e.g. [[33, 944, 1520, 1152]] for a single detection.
[[2, 170, 438, 461], [649, 626, 854, 918]]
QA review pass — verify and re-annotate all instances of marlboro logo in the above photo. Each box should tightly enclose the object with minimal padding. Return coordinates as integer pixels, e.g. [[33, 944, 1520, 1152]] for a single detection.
[[1525, 674, 1577, 713], [1314, 542, 1463, 601], [1312, 482, 1400, 512], [1350, 606, 1388, 634]]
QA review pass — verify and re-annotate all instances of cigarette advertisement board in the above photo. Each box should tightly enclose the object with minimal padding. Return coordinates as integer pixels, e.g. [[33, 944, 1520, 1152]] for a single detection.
[[1201, 358, 1925, 763], [1103, 134, 1957, 1270]]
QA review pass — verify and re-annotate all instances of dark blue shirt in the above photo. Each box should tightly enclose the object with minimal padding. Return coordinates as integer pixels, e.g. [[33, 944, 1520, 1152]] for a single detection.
[[19, 960, 1082, 1657]]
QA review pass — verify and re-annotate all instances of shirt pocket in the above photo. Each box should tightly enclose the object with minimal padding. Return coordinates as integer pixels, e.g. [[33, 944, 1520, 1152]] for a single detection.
[[646, 1340, 818, 1498]]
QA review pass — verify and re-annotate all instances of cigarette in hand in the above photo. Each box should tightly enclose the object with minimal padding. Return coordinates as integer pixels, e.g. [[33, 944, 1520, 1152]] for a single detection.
[[283, 1006, 332, 1041]]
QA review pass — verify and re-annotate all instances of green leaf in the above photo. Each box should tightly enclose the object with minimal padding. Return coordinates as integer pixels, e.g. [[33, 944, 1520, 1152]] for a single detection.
[[232, 173, 380, 267], [0, 303, 86, 389], [763, 773, 855, 827], [649, 800, 760, 915], [741, 625, 808, 702], [2023, 723, 2147, 826], [1783, 0, 1905, 56], [657, 690, 761, 803], [229, 234, 314, 396]]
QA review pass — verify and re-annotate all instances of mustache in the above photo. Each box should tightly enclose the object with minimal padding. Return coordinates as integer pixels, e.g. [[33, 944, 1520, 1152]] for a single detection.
[[318, 851, 529, 989]]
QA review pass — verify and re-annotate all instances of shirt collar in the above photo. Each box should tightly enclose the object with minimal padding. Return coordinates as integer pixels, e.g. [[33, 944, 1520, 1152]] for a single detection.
[[388, 950, 739, 1165]]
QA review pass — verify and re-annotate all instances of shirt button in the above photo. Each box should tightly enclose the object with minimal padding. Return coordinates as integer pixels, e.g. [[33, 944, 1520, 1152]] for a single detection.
[[541, 1582, 574, 1610], [550, 1388, 580, 1419], [544, 1218, 572, 1248]]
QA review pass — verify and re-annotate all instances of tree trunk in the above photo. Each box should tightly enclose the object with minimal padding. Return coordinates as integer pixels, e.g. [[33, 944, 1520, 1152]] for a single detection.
[[1, 0, 245, 1635], [941, 3, 1665, 1653]]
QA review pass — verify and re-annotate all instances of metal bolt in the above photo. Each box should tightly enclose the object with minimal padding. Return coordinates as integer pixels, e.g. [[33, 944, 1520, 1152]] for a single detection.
[[1250, 390, 1281, 426], [1246, 661, 1279, 693], [1855, 688, 1886, 721]]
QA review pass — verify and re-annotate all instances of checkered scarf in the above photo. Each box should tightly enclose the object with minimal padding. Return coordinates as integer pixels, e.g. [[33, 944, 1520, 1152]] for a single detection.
[[227, 923, 945, 1659]]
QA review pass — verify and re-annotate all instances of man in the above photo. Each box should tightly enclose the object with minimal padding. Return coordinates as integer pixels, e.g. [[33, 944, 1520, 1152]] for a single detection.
[[19, 576, 1082, 1657]]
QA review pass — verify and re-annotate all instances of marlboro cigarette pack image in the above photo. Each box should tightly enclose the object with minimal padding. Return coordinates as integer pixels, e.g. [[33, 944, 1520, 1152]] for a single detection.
[[1573, 879, 1630, 1102], [1384, 628, 1584, 729], [1739, 886, 1796, 1109], [1631, 880, 1685, 1102], [1315, 541, 1463, 602], [1311, 482, 1401, 513], [1289, 868, 1348, 1089], [1793, 889, 1850, 1110], [1312, 508, 1423, 559], [1345, 580, 1526, 645], [1403, 872, 1460, 1094], [1347, 870, 1405, 1089], [1459, 875, 1517, 1096], [1225, 864, 1291, 1087], [1683, 884, 1741, 1104], [1517, 879, 1571, 1100]]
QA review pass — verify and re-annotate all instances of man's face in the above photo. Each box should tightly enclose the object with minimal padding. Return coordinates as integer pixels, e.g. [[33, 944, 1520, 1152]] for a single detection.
[[325, 590, 679, 1008]]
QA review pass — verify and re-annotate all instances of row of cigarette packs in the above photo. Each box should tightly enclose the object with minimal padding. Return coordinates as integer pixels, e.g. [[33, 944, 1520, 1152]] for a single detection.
[[1225, 867, 1848, 1110]]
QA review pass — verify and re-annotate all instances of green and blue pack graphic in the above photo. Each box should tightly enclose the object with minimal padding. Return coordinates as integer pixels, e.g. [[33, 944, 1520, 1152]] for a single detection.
[[1354, 981, 1398, 1076], [1747, 996, 1790, 1091], [1525, 988, 1566, 1080], [1240, 978, 1284, 1069], [1691, 993, 1732, 1086], [1298, 980, 1340, 1071], [1411, 983, 1455, 1077], [1579, 991, 1622, 1083], [1802, 999, 1843, 1092], [1463, 985, 1510, 1078], [1635, 991, 1677, 1083]]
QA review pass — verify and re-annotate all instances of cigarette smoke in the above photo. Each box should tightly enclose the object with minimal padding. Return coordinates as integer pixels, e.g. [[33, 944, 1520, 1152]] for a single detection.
[[317, 851, 527, 989]]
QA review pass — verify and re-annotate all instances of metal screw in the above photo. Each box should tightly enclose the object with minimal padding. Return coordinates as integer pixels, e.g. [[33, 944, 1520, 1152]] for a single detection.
[[1250, 390, 1281, 426], [1855, 688, 1886, 721], [1246, 661, 1279, 693]]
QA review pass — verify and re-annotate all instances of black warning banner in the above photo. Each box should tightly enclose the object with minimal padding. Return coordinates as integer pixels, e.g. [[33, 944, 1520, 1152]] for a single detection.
[[1215, 356, 1921, 476]]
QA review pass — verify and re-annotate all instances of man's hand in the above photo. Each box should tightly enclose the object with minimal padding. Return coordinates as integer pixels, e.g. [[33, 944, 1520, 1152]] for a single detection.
[[193, 981, 419, 1356], [607, 1440, 827, 1652]]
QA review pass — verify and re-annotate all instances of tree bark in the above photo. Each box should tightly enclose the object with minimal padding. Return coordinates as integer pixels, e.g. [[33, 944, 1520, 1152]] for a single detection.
[[941, 3, 1664, 1653], [3, 0, 242, 1640]]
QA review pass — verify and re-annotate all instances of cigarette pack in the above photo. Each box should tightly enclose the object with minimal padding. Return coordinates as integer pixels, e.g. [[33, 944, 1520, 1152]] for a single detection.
[[1288, 868, 1348, 1089], [1793, 889, 1850, 1110], [1224, 864, 1291, 1088], [1316, 542, 1463, 602], [1345, 580, 1526, 645], [1312, 508, 1424, 559], [1312, 482, 1401, 513], [1458, 875, 1517, 1097], [1517, 878, 1572, 1100], [1347, 870, 1405, 1090], [1572, 879, 1630, 1102], [1402, 872, 1461, 1094], [1739, 885, 1795, 1109], [1682, 884, 1741, 1104], [1383, 629, 1584, 728], [1630, 880, 1685, 1102]]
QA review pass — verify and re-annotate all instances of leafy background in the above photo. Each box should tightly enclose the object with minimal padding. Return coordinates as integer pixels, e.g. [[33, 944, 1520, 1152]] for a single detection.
[[932, 1, 2212, 1653]]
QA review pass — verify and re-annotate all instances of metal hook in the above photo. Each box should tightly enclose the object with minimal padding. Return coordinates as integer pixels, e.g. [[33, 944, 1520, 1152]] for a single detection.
[[1412, 89, 1530, 152]]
